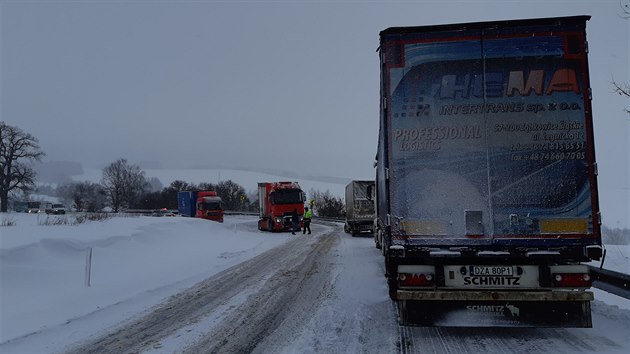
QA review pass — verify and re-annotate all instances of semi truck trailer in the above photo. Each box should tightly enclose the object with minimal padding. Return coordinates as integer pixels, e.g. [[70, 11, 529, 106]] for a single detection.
[[178, 190, 224, 223], [375, 16, 602, 327], [344, 180, 376, 236]]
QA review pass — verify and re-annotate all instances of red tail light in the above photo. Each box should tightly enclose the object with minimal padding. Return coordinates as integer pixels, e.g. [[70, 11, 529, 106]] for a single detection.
[[398, 273, 434, 287], [552, 273, 592, 288]]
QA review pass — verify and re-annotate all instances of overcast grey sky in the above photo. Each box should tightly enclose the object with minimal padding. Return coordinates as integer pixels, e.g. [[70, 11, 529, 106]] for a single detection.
[[1, 0, 628, 227]]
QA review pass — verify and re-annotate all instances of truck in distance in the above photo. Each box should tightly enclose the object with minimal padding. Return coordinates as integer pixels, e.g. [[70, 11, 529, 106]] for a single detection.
[[177, 190, 224, 223], [44, 203, 67, 215], [258, 182, 305, 232], [344, 180, 376, 236], [27, 201, 41, 213], [375, 16, 601, 327]]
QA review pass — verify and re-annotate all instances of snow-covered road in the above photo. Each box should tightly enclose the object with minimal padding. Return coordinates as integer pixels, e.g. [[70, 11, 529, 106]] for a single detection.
[[1, 214, 629, 353], [62, 222, 398, 354], [62, 222, 630, 354]]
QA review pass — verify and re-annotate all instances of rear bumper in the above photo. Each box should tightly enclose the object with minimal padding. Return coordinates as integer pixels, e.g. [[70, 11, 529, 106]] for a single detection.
[[397, 290, 593, 301], [396, 290, 594, 327], [347, 220, 374, 232]]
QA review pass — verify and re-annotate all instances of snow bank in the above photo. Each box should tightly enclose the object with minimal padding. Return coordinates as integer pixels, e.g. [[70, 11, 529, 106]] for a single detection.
[[0, 213, 292, 343]]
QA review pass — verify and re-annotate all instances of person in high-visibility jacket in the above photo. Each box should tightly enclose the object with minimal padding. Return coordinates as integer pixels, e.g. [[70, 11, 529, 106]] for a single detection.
[[303, 206, 313, 234]]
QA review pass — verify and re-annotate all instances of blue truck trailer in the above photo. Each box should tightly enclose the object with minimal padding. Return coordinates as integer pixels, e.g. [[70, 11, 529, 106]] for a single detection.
[[177, 191, 197, 217], [178, 191, 224, 222], [375, 16, 602, 327]]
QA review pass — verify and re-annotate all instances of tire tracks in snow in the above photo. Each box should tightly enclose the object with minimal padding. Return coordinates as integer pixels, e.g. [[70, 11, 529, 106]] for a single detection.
[[396, 317, 627, 353], [63, 230, 338, 354], [183, 231, 338, 354]]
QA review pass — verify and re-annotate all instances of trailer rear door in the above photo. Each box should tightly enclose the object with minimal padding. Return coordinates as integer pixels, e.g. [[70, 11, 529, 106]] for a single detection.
[[380, 17, 600, 247]]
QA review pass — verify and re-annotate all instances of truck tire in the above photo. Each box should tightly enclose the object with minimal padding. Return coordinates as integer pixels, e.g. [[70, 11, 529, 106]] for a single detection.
[[268, 219, 275, 232], [380, 234, 388, 257], [385, 253, 398, 300], [387, 274, 398, 301], [397, 300, 409, 326], [398, 300, 433, 326]]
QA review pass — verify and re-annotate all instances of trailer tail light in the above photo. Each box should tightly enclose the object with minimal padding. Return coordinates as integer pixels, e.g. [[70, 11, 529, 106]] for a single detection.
[[549, 265, 591, 288], [399, 273, 434, 287], [552, 273, 592, 288], [397, 265, 435, 288]]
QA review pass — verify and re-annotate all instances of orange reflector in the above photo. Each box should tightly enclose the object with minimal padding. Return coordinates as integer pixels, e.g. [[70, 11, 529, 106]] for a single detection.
[[539, 218, 588, 234], [399, 220, 447, 235]]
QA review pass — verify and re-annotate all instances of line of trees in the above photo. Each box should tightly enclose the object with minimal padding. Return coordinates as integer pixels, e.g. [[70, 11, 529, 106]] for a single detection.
[[2, 121, 345, 218], [54, 163, 258, 213], [48, 174, 349, 217]]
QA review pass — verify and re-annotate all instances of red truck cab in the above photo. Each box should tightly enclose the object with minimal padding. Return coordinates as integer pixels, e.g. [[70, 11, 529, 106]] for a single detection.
[[195, 191, 224, 223], [258, 182, 305, 232]]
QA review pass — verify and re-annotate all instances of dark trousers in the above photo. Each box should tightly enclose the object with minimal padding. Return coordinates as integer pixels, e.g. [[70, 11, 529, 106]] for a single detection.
[[292, 221, 299, 234], [303, 219, 311, 234]]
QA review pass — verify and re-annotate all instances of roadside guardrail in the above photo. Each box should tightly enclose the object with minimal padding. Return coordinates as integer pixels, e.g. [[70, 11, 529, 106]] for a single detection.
[[588, 265, 630, 299]]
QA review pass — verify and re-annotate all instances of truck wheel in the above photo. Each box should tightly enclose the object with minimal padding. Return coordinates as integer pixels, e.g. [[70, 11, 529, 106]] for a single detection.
[[397, 300, 409, 326], [398, 300, 433, 326], [381, 235, 388, 257], [268, 219, 275, 233], [387, 274, 398, 301], [385, 253, 398, 300]]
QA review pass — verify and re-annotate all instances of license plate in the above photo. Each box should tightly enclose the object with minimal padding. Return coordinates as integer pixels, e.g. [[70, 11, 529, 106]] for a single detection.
[[470, 266, 514, 276]]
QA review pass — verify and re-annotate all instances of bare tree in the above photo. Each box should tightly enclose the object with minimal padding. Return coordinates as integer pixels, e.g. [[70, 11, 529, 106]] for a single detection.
[[170, 180, 196, 192], [309, 189, 345, 218], [57, 181, 107, 212], [215, 180, 249, 211], [613, 0, 630, 113], [0, 122, 45, 212], [101, 159, 148, 212], [613, 80, 630, 114], [147, 177, 163, 192]]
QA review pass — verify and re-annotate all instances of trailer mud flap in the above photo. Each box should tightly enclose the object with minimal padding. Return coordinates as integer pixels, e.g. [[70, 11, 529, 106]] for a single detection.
[[397, 299, 592, 327]]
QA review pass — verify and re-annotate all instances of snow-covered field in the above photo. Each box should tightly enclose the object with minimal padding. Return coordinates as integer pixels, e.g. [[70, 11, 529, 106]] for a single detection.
[[0, 212, 628, 353], [0, 213, 294, 348]]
